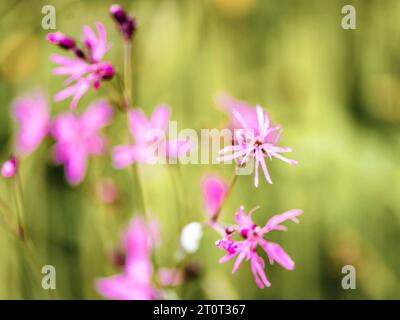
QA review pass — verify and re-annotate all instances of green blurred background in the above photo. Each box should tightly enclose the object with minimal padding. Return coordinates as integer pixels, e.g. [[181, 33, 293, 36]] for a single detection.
[[1, 0, 400, 299]]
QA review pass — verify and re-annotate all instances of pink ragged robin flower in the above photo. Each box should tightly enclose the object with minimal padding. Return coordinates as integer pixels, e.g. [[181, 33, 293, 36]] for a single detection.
[[12, 90, 50, 156], [50, 100, 113, 185], [112, 105, 191, 168], [96, 217, 157, 300], [217, 102, 298, 187], [48, 22, 114, 110], [216, 206, 302, 288]]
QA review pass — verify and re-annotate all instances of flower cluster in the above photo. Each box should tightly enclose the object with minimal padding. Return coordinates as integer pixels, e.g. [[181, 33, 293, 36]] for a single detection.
[[1, 3, 303, 299], [201, 94, 302, 287]]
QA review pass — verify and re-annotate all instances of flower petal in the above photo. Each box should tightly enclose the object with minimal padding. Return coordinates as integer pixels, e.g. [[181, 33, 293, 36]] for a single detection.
[[202, 174, 227, 218]]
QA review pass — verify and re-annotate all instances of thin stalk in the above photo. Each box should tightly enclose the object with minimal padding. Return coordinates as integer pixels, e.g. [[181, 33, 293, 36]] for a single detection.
[[0, 197, 20, 238], [13, 172, 25, 239], [131, 163, 147, 217], [0, 204, 53, 298], [122, 40, 147, 217], [123, 42, 132, 108], [168, 165, 185, 229]]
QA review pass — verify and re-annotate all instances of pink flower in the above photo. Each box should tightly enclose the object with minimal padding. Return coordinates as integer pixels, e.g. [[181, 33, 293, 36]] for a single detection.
[[217, 102, 297, 187], [112, 105, 191, 168], [12, 90, 50, 156], [202, 174, 228, 220], [1, 156, 17, 178], [216, 206, 302, 288], [48, 23, 114, 109], [96, 217, 157, 300], [51, 100, 113, 185]]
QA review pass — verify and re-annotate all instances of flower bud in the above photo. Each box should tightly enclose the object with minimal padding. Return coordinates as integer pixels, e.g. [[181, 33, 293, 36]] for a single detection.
[[110, 4, 127, 24], [72, 47, 86, 60], [100, 63, 115, 80], [225, 226, 235, 235], [109, 4, 137, 41], [1, 156, 17, 178], [47, 32, 76, 50]]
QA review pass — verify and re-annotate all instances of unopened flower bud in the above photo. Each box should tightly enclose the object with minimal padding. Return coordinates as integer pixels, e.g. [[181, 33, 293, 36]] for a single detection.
[[47, 32, 76, 50], [1, 156, 17, 178], [110, 4, 127, 24], [122, 17, 137, 40], [100, 63, 115, 80], [225, 226, 235, 235], [109, 4, 137, 41], [73, 47, 86, 60]]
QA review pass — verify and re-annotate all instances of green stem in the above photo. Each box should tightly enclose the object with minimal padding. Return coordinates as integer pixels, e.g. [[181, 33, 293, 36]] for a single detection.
[[0, 204, 53, 298], [131, 163, 147, 216], [123, 42, 132, 108], [122, 40, 148, 218], [0, 197, 19, 237], [13, 171, 26, 239], [168, 165, 185, 229]]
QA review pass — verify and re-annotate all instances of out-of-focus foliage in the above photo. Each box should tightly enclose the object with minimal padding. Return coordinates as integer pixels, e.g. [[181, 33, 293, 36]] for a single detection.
[[0, 0, 399, 299]]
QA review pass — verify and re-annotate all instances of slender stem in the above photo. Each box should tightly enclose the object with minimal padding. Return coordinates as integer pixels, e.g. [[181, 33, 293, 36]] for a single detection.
[[132, 163, 147, 216], [0, 204, 53, 298], [122, 41, 148, 217], [211, 172, 238, 223], [13, 172, 26, 239], [168, 165, 185, 229], [123, 42, 132, 108], [0, 197, 20, 237]]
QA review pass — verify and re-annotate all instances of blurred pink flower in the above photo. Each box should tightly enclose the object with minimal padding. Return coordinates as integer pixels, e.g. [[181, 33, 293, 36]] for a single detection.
[[12, 90, 50, 156], [48, 23, 114, 110], [202, 174, 228, 220], [96, 178, 119, 204], [1, 156, 17, 178], [112, 105, 191, 168], [216, 206, 302, 288], [217, 102, 297, 187], [51, 100, 113, 185], [97, 217, 157, 300]]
